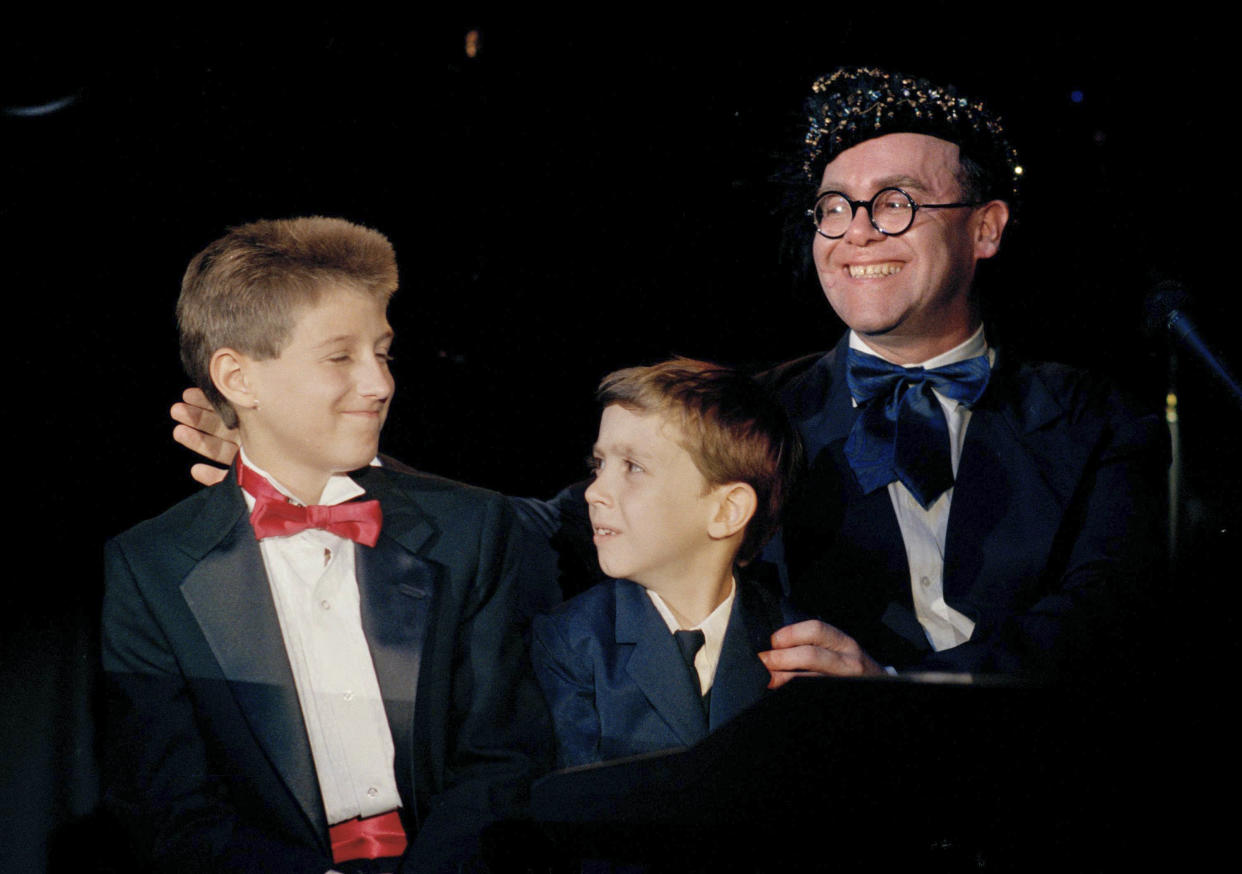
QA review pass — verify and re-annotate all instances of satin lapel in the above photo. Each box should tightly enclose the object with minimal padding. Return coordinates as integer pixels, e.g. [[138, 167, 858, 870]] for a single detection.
[[615, 583, 708, 747], [946, 353, 1084, 606], [178, 480, 325, 842], [708, 584, 773, 732], [353, 468, 438, 819], [356, 526, 436, 821], [789, 336, 858, 464]]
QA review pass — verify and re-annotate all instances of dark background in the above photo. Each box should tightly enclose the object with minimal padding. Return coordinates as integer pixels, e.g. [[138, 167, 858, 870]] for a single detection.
[[2, 14, 1236, 871]]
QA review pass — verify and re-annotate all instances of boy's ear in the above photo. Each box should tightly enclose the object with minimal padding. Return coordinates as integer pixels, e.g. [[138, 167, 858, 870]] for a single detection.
[[707, 482, 757, 542], [209, 348, 257, 412]]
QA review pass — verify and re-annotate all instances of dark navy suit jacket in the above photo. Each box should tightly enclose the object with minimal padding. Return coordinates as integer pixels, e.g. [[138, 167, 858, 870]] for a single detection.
[[757, 334, 1169, 677], [530, 574, 792, 769], [102, 465, 554, 874]]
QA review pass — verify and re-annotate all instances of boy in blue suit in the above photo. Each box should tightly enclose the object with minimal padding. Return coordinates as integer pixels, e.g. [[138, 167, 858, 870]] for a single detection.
[[530, 359, 801, 768], [102, 218, 550, 873]]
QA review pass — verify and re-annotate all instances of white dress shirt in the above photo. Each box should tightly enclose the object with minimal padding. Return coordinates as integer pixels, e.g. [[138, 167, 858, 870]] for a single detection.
[[848, 328, 993, 652], [238, 448, 401, 826], [646, 578, 736, 694]]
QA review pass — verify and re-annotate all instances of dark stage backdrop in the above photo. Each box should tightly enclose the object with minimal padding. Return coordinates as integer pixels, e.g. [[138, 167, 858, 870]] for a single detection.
[[2, 16, 1235, 872]]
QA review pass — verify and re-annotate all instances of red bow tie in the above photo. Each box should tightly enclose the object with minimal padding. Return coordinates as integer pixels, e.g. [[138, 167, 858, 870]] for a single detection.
[[237, 462, 382, 547]]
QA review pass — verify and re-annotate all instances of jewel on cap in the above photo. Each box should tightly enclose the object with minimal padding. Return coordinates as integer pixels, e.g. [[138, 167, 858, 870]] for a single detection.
[[803, 66, 1021, 202]]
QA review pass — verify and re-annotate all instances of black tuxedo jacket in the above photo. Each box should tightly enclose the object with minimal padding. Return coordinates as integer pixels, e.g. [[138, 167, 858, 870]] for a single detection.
[[102, 465, 553, 873], [757, 335, 1169, 676], [529, 574, 793, 769]]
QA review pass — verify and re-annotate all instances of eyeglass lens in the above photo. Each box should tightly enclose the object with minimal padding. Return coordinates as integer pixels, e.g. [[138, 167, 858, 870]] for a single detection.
[[813, 188, 915, 238]]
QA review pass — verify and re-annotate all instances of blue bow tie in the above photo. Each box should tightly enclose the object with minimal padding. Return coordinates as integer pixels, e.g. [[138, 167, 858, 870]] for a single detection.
[[843, 348, 991, 509]]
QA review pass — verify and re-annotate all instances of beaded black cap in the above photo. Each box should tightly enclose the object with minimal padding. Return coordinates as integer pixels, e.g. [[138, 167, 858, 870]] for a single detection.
[[803, 66, 1021, 202]]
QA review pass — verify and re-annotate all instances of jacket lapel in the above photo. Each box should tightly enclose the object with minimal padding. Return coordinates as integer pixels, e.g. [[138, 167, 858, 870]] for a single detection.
[[352, 469, 438, 822], [786, 335, 858, 462], [177, 475, 326, 843], [707, 581, 774, 732], [945, 352, 1092, 614], [615, 583, 708, 747]]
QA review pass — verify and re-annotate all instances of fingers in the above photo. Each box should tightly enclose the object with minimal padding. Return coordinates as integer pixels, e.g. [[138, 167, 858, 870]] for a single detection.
[[171, 388, 236, 485], [768, 619, 855, 652], [181, 386, 212, 410], [170, 405, 209, 436], [765, 669, 821, 690], [173, 423, 239, 466], [171, 394, 237, 443], [759, 619, 887, 679], [758, 643, 865, 679], [171, 389, 239, 468], [190, 463, 229, 487]]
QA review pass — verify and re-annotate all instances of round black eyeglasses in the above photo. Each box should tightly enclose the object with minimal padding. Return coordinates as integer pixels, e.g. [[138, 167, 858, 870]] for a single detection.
[[809, 187, 981, 239]]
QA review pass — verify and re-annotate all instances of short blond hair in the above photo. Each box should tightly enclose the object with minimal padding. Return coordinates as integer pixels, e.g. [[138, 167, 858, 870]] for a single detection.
[[177, 217, 398, 427], [597, 357, 802, 563]]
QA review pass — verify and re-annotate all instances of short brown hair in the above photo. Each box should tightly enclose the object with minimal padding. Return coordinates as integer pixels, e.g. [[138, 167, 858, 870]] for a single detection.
[[177, 217, 398, 428], [597, 357, 802, 563]]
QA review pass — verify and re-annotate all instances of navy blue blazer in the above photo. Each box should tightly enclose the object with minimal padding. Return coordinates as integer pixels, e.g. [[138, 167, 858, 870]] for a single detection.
[[101, 465, 554, 874], [530, 575, 790, 769], [757, 335, 1169, 677]]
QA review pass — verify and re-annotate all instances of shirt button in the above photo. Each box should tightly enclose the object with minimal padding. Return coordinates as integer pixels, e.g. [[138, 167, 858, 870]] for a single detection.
[[920, 576, 931, 588], [343, 690, 353, 701], [320, 600, 331, 610], [367, 787, 378, 797]]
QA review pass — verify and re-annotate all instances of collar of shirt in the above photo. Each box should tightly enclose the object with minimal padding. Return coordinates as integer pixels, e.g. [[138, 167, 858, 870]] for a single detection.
[[237, 446, 370, 509], [645, 577, 736, 694], [847, 325, 993, 410]]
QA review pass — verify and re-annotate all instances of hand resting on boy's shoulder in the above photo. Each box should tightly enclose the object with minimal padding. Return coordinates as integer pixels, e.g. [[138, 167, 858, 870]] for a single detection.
[[758, 618, 886, 684], [171, 387, 237, 486]]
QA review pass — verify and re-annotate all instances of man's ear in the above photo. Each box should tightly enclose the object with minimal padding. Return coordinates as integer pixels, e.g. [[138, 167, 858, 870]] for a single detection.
[[209, 348, 257, 412], [972, 199, 1010, 261], [707, 482, 757, 542]]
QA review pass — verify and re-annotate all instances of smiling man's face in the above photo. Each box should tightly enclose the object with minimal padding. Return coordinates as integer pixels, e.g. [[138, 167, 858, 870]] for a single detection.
[[813, 132, 1007, 363]]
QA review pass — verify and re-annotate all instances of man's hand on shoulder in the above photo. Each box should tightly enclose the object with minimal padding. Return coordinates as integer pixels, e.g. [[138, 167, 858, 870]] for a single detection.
[[758, 619, 886, 687], [171, 387, 239, 486]]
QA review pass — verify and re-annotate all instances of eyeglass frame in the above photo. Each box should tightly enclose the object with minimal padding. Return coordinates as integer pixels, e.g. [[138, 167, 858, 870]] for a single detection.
[[809, 187, 983, 239]]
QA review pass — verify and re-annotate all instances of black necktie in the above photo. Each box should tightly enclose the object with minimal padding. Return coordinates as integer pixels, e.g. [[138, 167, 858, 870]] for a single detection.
[[673, 628, 707, 704], [843, 348, 991, 509]]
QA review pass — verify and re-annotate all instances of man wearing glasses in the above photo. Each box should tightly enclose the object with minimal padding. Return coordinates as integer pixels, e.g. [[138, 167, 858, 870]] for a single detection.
[[757, 67, 1167, 682]]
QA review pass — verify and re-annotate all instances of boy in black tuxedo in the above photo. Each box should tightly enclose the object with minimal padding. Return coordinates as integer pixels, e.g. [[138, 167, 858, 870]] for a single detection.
[[102, 217, 550, 873], [530, 358, 802, 768]]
